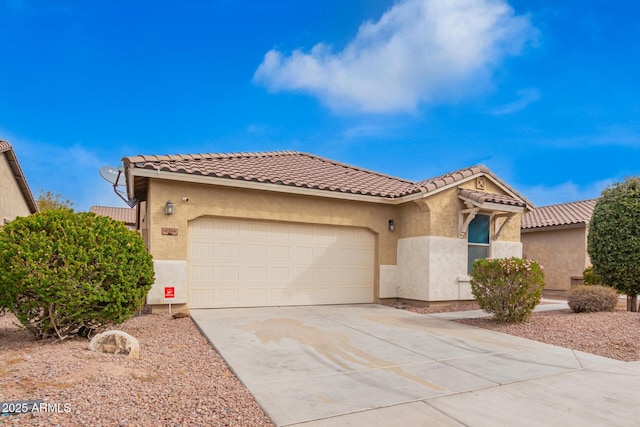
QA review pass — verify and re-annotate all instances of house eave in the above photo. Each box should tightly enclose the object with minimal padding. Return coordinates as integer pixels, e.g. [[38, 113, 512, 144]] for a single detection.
[[128, 168, 408, 205], [126, 165, 533, 210], [521, 222, 588, 233]]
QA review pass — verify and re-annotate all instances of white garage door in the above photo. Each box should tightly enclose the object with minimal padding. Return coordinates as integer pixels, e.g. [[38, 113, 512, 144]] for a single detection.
[[188, 217, 375, 308]]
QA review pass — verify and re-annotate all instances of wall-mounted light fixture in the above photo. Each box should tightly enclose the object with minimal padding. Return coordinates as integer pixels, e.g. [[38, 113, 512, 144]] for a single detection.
[[165, 200, 175, 215], [388, 219, 395, 232]]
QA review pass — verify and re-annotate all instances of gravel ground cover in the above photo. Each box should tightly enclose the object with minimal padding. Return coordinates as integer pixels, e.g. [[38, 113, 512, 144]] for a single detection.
[[0, 313, 273, 427], [397, 299, 640, 362], [2, 300, 639, 426]]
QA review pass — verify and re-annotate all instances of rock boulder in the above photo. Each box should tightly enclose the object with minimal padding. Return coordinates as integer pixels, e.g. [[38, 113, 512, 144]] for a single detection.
[[88, 330, 140, 359]]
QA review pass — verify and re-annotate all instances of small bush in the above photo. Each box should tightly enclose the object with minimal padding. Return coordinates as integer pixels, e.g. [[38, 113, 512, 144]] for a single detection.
[[0, 209, 154, 340], [470, 257, 545, 323], [568, 285, 618, 313], [582, 266, 607, 287]]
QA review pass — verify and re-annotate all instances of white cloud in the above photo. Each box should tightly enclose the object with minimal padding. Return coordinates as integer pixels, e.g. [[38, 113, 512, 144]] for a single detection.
[[254, 0, 537, 114], [521, 179, 615, 207], [489, 87, 541, 115]]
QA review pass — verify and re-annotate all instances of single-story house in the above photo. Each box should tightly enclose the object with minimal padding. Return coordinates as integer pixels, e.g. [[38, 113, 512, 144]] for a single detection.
[[90, 205, 137, 230], [0, 140, 39, 224], [521, 199, 597, 298], [121, 151, 533, 312]]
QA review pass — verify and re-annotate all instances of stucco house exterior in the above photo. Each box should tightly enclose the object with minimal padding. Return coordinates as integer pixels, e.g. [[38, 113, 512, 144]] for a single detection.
[[90, 205, 137, 230], [521, 199, 597, 298], [0, 140, 39, 223], [122, 151, 533, 312]]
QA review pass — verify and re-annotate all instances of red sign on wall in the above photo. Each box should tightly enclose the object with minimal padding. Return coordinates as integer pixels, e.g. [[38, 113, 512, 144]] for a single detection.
[[164, 286, 175, 299]]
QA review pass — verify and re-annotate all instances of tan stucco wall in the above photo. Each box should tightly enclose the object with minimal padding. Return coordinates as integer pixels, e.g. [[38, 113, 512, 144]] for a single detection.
[[141, 175, 526, 306], [398, 186, 522, 243], [145, 179, 399, 264], [521, 226, 589, 292], [0, 153, 32, 223]]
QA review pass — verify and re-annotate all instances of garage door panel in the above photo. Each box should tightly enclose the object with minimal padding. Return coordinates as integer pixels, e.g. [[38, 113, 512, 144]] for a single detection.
[[268, 223, 290, 240], [293, 225, 314, 241], [246, 288, 268, 304], [248, 244, 267, 259], [219, 288, 240, 305], [247, 266, 267, 281], [189, 218, 374, 308], [295, 246, 314, 261], [191, 242, 214, 258], [190, 289, 214, 307], [218, 266, 239, 281], [270, 287, 289, 303], [217, 243, 240, 258], [214, 220, 239, 237], [268, 245, 290, 260], [191, 265, 214, 281]]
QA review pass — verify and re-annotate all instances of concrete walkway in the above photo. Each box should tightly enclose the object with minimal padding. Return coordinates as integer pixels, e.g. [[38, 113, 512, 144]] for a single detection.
[[191, 304, 640, 426]]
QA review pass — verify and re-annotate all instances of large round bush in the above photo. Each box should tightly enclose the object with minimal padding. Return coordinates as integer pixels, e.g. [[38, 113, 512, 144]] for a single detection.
[[470, 257, 545, 323], [0, 209, 154, 339]]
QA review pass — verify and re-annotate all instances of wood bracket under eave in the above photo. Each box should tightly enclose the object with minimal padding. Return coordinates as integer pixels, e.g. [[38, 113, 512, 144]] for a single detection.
[[493, 212, 516, 240], [459, 207, 480, 239]]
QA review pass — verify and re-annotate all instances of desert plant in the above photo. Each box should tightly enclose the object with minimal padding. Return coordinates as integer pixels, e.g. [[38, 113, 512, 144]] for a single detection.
[[582, 266, 607, 287], [568, 285, 618, 313], [588, 177, 640, 311], [470, 257, 545, 323], [0, 209, 154, 340]]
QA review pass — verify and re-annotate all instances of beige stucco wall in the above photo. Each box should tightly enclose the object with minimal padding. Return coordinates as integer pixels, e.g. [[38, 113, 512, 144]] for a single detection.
[[521, 225, 589, 292], [398, 186, 522, 243], [0, 153, 32, 223], [144, 179, 400, 301], [141, 175, 526, 306]]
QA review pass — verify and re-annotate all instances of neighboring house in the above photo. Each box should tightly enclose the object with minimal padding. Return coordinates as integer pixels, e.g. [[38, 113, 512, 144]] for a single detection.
[[89, 205, 137, 230], [521, 199, 597, 298], [122, 151, 533, 312], [0, 140, 38, 223]]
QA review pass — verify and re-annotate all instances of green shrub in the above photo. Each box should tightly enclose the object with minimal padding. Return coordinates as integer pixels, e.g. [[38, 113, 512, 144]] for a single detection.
[[470, 257, 545, 323], [568, 285, 618, 313], [0, 209, 154, 340], [582, 266, 607, 287]]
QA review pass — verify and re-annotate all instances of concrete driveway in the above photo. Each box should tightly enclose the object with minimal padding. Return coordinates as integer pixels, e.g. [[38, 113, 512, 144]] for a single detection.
[[191, 304, 640, 426]]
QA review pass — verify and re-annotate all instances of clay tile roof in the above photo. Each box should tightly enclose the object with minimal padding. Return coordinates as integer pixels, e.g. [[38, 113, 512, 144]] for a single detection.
[[122, 151, 525, 203], [521, 199, 597, 230], [123, 151, 415, 198], [90, 206, 136, 225], [1, 140, 39, 213], [459, 188, 527, 208], [401, 165, 489, 196]]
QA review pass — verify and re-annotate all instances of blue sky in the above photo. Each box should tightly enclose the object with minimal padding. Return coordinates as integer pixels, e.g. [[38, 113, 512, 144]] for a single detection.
[[1, 0, 639, 211]]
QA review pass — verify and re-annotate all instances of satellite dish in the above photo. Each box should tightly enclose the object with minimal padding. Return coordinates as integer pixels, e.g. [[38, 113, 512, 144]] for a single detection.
[[99, 165, 137, 207], [99, 166, 125, 186]]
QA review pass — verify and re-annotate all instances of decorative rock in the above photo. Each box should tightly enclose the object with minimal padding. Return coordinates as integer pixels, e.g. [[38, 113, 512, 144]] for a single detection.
[[88, 330, 140, 359], [172, 311, 190, 319]]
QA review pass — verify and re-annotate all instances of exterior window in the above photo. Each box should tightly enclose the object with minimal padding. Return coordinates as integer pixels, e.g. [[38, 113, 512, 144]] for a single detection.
[[468, 214, 490, 273]]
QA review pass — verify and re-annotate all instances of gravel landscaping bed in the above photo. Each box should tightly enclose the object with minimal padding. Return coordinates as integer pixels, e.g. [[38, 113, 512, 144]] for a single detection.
[[397, 300, 640, 362], [456, 309, 640, 362], [0, 312, 273, 427], [2, 301, 639, 426]]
